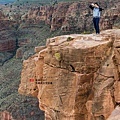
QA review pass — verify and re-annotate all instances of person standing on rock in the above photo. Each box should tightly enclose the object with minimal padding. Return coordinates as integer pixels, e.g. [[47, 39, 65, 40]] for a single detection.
[[89, 2, 103, 34]]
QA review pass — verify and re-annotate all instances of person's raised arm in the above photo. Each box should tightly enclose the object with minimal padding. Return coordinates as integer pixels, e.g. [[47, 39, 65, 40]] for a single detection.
[[89, 3, 94, 10]]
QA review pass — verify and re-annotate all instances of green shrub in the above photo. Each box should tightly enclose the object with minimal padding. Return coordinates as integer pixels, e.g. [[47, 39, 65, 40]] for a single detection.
[[67, 37, 74, 41], [54, 52, 61, 61]]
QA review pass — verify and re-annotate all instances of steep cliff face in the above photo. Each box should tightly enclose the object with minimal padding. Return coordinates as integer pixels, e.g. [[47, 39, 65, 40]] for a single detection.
[[0, 30, 16, 52], [0, 111, 13, 120], [0, 11, 17, 52], [0, 19, 16, 52], [23, 1, 120, 32], [19, 29, 120, 120], [23, 2, 94, 32], [101, 2, 120, 30], [0, 10, 17, 65]]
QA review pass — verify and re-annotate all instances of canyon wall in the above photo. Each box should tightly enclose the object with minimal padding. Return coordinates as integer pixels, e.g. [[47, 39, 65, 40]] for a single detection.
[[0, 111, 14, 120], [23, 0, 120, 32], [0, 11, 17, 52], [0, 10, 17, 65], [19, 29, 120, 120]]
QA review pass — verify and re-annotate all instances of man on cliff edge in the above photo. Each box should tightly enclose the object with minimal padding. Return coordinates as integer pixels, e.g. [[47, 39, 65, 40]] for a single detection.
[[89, 3, 103, 34]]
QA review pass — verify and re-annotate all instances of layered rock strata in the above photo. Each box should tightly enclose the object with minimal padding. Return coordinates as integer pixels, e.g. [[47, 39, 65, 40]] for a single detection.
[[0, 10, 18, 64], [0, 33, 16, 52], [19, 29, 120, 120], [23, 1, 120, 32], [0, 111, 13, 120], [0, 15, 17, 52]]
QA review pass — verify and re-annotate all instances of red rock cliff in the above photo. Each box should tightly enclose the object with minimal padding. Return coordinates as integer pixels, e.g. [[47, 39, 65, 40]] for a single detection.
[[0, 111, 13, 120], [19, 29, 120, 120], [0, 10, 17, 52], [23, 1, 120, 32]]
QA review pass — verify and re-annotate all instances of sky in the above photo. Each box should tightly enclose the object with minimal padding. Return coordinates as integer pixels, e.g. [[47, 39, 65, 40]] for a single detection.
[[0, 0, 16, 4]]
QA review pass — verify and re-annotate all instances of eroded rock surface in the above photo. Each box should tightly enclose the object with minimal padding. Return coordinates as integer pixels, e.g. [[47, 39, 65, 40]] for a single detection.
[[19, 29, 120, 120], [0, 9, 17, 65], [107, 106, 120, 120], [0, 10, 17, 52], [0, 111, 14, 120]]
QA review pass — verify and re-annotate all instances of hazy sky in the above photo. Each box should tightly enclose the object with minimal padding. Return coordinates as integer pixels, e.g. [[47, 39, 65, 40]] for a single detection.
[[0, 0, 16, 4]]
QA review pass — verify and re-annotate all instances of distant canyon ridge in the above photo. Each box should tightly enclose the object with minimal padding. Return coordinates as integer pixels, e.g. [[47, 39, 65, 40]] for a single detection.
[[22, 0, 120, 32]]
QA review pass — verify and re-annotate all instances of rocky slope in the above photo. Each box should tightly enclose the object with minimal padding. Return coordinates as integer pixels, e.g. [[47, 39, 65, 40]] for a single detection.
[[19, 29, 120, 120], [0, 10, 17, 65]]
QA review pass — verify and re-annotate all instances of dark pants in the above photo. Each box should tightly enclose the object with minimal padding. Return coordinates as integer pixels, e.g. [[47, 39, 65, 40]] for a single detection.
[[93, 17, 100, 34]]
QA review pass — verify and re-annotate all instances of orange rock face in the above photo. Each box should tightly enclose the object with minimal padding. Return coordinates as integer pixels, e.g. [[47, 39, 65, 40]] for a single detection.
[[107, 106, 120, 120], [0, 111, 13, 120], [19, 29, 120, 120]]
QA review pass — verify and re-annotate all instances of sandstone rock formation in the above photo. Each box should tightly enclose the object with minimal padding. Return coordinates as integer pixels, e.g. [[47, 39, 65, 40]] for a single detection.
[[0, 111, 14, 120], [107, 106, 120, 120], [19, 29, 120, 120]]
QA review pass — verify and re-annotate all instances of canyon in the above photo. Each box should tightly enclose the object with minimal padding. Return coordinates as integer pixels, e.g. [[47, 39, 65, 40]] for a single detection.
[[19, 29, 120, 120], [24, 0, 120, 31], [0, 0, 120, 120]]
